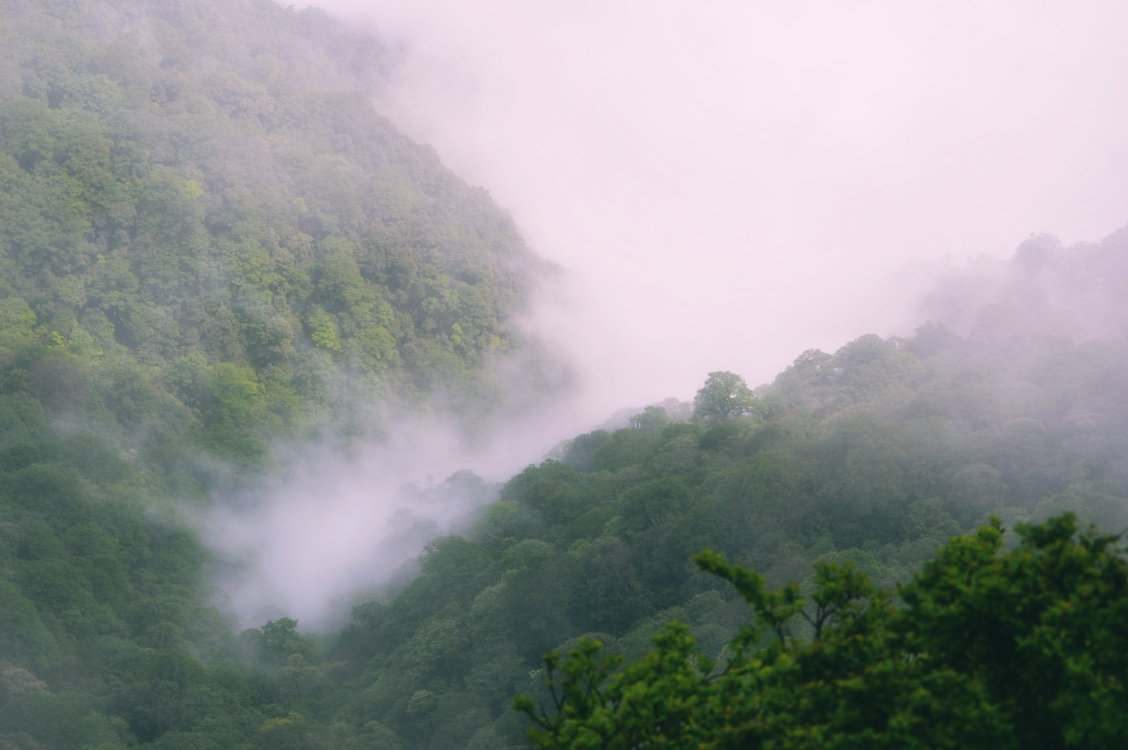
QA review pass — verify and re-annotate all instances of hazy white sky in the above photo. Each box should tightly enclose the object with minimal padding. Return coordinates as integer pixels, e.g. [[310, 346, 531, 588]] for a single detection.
[[300, 0, 1128, 414], [214, 1, 1128, 627]]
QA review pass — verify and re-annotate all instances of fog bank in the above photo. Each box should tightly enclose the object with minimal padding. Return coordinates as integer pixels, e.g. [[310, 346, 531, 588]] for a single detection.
[[206, 1, 1128, 628], [203, 400, 588, 629], [311, 0, 1128, 413]]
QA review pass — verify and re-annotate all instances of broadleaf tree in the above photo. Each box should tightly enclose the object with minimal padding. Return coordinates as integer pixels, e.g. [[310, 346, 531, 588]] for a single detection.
[[693, 371, 757, 424], [517, 514, 1128, 749]]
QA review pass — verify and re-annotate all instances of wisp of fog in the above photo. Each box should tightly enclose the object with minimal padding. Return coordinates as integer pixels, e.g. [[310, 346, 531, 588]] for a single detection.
[[205, 1, 1128, 629], [203, 419, 484, 630], [322, 0, 1128, 400]]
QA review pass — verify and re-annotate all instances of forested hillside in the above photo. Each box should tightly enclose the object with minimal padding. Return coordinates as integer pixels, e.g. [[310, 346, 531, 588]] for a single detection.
[[0, 1, 548, 748], [3, 0, 1128, 748], [0, 0, 548, 472], [319, 229, 1128, 749]]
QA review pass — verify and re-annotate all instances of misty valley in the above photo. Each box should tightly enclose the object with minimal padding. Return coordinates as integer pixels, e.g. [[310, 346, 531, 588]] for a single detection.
[[3, 1, 1128, 749]]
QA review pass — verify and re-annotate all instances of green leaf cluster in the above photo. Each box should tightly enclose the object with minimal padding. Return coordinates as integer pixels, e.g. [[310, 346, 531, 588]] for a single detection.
[[0, 429, 270, 750], [519, 514, 1128, 749]]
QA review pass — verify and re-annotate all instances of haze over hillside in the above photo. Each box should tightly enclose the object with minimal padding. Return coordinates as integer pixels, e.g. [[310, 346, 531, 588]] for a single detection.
[[2, 2, 1128, 749], [312, 0, 1128, 415]]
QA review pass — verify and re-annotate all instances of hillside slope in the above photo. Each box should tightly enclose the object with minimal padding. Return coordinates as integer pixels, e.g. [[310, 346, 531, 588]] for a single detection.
[[0, 2, 552, 749], [0, 0, 550, 473], [313, 229, 1128, 749], [4, 1, 1128, 749]]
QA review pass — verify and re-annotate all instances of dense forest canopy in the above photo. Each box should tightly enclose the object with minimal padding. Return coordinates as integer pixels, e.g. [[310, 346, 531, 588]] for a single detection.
[[0, 0, 552, 747], [518, 515, 1128, 749], [0, 0, 552, 474], [2, 0, 1128, 749]]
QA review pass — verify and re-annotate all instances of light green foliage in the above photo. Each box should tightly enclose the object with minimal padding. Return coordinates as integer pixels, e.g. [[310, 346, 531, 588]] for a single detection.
[[693, 370, 757, 424], [626, 404, 668, 432], [306, 304, 342, 352], [0, 298, 36, 345], [0, 0, 544, 470]]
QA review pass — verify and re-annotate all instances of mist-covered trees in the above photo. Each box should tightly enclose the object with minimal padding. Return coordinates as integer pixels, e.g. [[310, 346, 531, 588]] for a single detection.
[[0, 430, 260, 748], [0, 0, 550, 472], [693, 370, 756, 424], [8, 212, 1128, 748], [0, 1, 549, 748], [319, 291, 1128, 748], [7, 270, 1128, 748], [3, 0, 1128, 748], [626, 405, 669, 432]]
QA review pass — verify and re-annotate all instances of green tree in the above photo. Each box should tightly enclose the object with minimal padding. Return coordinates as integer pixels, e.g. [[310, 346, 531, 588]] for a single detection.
[[626, 405, 669, 433], [248, 618, 312, 668], [693, 371, 756, 424], [518, 514, 1128, 749]]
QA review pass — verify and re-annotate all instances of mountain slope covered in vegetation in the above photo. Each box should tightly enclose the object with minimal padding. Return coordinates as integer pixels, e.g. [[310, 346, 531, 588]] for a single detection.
[[0, 0, 549, 472], [3, 1, 1128, 749], [0, 1, 549, 748], [319, 230, 1128, 749]]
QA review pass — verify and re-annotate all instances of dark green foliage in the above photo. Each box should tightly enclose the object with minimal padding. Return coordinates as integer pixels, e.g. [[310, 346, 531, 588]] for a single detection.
[[519, 515, 1128, 749], [560, 430, 609, 473], [326, 230, 1128, 747], [591, 429, 657, 472], [246, 618, 312, 669], [0, 430, 271, 748]]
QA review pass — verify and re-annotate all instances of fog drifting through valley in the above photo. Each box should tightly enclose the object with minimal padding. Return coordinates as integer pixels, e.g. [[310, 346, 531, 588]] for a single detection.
[[206, 1, 1128, 629], [322, 0, 1128, 407]]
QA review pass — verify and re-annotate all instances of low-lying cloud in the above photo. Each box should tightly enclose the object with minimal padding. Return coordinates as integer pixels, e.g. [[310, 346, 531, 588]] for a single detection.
[[311, 0, 1128, 404], [203, 1, 1128, 628], [201, 405, 576, 630]]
